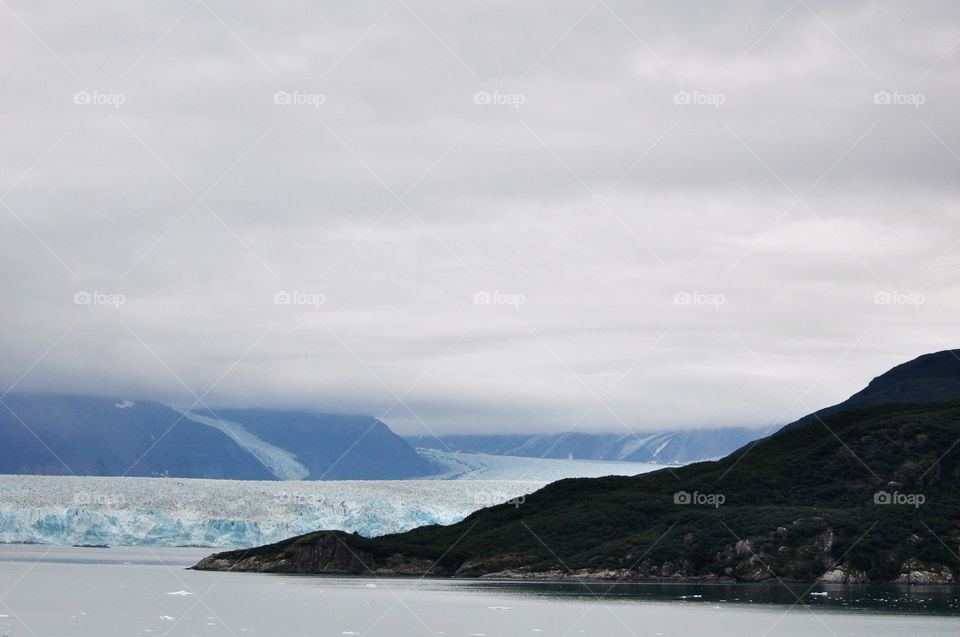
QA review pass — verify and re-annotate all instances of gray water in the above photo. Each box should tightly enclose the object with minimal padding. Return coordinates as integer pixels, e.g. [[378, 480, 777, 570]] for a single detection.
[[0, 545, 957, 636]]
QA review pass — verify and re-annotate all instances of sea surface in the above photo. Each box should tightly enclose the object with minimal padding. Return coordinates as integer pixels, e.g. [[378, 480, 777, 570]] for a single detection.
[[0, 545, 957, 636]]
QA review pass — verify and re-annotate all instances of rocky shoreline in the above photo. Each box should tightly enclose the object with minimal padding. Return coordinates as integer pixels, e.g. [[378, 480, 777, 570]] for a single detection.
[[190, 530, 957, 585]]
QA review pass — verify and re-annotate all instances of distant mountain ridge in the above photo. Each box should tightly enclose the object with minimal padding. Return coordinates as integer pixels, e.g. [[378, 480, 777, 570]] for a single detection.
[[0, 393, 432, 480], [13, 352, 957, 483], [408, 351, 960, 464], [407, 428, 764, 465]]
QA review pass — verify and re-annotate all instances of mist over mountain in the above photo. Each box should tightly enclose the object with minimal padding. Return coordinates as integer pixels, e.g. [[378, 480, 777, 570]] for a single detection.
[[408, 352, 960, 465], [9, 352, 960, 485]]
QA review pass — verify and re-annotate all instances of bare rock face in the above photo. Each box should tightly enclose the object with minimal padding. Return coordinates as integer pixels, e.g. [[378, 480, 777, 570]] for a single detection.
[[819, 567, 868, 584], [814, 529, 835, 553], [192, 531, 377, 574], [895, 559, 955, 584]]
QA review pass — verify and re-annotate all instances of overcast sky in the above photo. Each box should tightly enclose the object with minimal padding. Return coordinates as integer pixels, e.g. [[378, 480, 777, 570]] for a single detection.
[[1, 0, 959, 435]]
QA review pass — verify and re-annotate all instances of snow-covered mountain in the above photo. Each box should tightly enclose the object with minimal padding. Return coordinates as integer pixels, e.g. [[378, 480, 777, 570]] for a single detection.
[[407, 428, 764, 464]]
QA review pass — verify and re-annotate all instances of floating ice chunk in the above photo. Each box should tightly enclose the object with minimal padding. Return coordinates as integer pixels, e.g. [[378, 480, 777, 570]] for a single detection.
[[115, 400, 135, 408]]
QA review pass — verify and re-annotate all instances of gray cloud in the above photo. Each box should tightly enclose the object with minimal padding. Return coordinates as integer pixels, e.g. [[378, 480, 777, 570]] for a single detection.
[[1, 0, 959, 435]]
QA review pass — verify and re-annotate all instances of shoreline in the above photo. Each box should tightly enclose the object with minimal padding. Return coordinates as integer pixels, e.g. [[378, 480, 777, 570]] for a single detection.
[[189, 561, 960, 586]]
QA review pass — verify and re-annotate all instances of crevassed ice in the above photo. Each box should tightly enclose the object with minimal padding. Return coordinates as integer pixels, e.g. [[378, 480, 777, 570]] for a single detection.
[[0, 475, 544, 548]]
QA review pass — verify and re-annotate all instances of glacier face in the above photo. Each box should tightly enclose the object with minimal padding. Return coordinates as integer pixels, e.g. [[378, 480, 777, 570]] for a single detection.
[[0, 475, 544, 548]]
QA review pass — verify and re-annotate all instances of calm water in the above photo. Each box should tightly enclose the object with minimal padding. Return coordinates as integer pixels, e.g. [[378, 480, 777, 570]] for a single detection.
[[0, 545, 957, 636]]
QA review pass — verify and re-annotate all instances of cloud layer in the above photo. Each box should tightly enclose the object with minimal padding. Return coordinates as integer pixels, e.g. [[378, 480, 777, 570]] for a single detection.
[[2, 0, 959, 434]]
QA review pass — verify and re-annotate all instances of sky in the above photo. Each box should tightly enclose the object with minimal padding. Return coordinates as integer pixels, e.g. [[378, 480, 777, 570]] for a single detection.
[[1, 0, 959, 436]]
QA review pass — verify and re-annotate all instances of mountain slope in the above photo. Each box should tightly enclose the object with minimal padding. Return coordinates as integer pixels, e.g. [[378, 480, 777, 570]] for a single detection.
[[195, 408, 436, 480], [0, 393, 274, 479], [781, 349, 960, 431], [0, 394, 436, 480], [195, 352, 960, 582]]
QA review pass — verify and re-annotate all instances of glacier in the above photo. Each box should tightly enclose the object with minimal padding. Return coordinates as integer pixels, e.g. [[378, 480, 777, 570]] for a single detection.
[[0, 454, 658, 548], [182, 411, 310, 480], [0, 474, 544, 548]]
